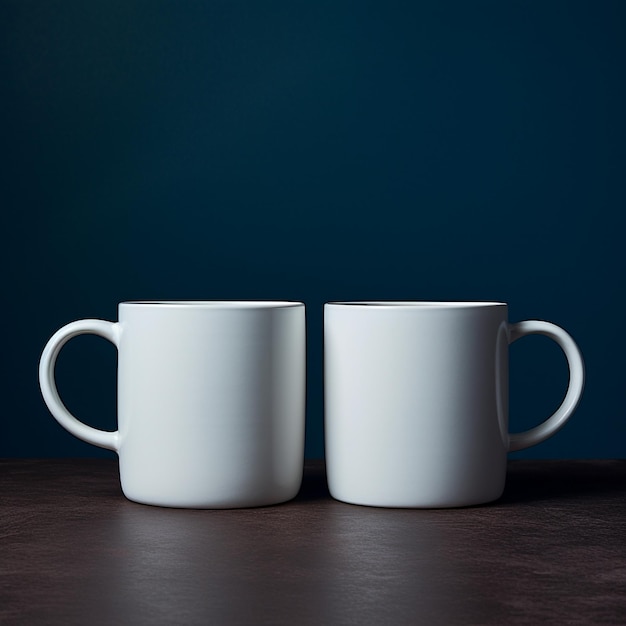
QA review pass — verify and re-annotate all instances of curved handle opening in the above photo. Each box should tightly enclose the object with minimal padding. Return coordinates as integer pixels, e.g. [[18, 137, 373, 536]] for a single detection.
[[39, 319, 120, 452], [508, 320, 585, 452]]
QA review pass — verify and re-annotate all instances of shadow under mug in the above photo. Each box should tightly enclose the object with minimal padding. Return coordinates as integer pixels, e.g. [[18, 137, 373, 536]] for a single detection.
[[39, 301, 306, 508], [324, 301, 585, 508]]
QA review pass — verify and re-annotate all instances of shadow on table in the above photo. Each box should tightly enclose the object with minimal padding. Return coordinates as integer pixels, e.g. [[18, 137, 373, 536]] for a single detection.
[[294, 460, 329, 502], [499, 459, 626, 505]]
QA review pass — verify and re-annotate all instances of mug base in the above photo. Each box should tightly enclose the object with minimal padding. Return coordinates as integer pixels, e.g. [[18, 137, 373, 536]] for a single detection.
[[121, 488, 301, 509], [327, 487, 505, 509]]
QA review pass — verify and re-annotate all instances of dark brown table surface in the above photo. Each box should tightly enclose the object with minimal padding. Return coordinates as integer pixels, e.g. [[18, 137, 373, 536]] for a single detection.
[[1, 459, 625, 625]]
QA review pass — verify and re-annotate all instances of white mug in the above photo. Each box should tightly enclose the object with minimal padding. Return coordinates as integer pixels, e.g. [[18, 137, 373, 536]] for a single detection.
[[39, 301, 306, 508], [324, 301, 585, 508]]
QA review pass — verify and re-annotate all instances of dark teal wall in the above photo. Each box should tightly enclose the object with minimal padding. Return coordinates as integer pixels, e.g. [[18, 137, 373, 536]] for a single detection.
[[2, 1, 625, 459]]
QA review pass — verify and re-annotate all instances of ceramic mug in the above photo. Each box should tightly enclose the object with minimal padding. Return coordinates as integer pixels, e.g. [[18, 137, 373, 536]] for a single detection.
[[39, 301, 306, 508], [324, 301, 585, 508]]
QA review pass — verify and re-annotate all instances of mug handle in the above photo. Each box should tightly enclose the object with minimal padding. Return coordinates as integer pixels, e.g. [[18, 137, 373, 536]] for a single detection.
[[39, 319, 120, 452], [507, 320, 585, 452]]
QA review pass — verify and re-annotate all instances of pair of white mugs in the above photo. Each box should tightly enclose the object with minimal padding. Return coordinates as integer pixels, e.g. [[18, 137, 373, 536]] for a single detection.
[[40, 301, 584, 509]]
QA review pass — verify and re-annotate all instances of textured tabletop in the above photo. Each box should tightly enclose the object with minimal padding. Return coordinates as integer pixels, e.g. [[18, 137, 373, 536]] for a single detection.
[[1, 459, 625, 625]]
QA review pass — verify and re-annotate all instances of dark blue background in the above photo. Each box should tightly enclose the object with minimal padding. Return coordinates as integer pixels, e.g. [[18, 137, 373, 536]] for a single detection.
[[2, 1, 624, 459]]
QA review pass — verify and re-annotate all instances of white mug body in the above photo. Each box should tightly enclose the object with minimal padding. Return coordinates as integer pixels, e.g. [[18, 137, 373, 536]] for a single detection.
[[117, 302, 305, 508], [40, 301, 306, 508], [325, 302, 512, 508]]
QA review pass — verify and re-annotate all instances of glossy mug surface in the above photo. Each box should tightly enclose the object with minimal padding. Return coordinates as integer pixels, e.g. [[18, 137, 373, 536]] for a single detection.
[[324, 301, 585, 508], [39, 301, 306, 508]]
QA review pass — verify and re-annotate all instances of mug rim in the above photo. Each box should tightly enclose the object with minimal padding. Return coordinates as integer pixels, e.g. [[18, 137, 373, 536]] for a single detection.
[[325, 301, 507, 309], [120, 300, 304, 309]]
